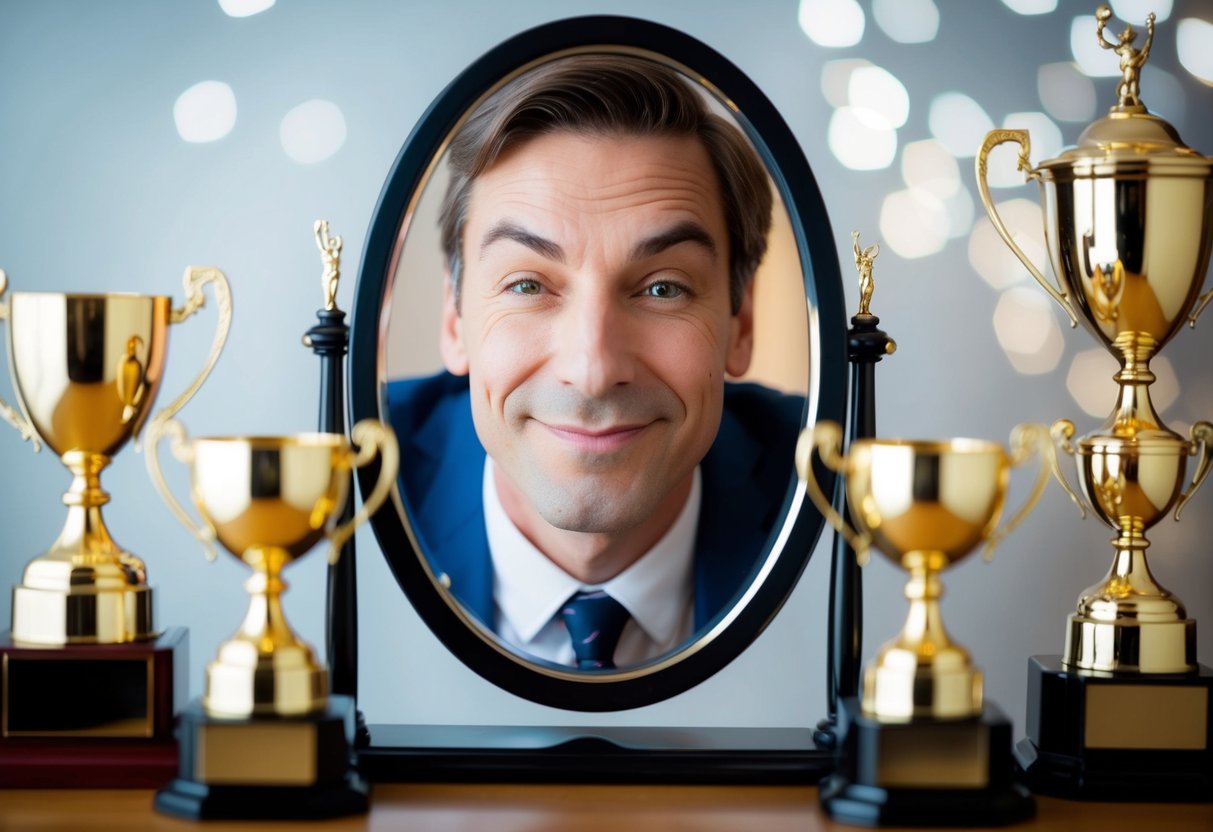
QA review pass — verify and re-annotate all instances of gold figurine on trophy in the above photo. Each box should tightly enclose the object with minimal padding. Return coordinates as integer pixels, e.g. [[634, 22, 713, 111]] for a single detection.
[[977, 5, 1213, 799]]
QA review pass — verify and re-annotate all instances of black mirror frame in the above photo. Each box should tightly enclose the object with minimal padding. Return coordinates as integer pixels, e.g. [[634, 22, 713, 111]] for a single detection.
[[351, 15, 846, 713]]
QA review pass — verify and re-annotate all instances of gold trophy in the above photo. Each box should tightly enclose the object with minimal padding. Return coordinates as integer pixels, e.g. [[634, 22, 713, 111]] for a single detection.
[[799, 421, 1050, 825], [977, 5, 1213, 799], [0, 266, 230, 786], [145, 416, 397, 818]]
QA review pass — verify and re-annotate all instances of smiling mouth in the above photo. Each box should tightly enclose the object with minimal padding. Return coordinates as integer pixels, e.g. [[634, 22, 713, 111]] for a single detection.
[[540, 422, 649, 454]]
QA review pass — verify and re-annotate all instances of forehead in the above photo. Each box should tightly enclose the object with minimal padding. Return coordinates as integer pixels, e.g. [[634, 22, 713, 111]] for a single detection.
[[465, 131, 726, 235]]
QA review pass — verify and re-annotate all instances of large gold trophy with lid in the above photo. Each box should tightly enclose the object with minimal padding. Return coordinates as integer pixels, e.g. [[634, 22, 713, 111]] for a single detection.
[[978, 5, 1213, 799]]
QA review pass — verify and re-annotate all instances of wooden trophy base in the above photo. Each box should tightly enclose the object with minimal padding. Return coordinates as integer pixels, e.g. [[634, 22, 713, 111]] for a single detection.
[[1015, 655, 1213, 801], [154, 695, 368, 820], [0, 627, 187, 787], [819, 698, 1034, 827]]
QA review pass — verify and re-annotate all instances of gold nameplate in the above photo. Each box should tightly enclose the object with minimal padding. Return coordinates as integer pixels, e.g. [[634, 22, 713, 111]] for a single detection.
[[877, 726, 990, 788], [196, 722, 318, 785], [1085, 685, 1208, 750]]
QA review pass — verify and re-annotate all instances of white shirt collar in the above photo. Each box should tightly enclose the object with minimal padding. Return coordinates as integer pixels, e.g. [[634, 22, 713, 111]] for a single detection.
[[484, 459, 700, 656]]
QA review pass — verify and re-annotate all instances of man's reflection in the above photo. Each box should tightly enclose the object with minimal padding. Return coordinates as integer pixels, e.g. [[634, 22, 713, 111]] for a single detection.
[[388, 55, 802, 669]]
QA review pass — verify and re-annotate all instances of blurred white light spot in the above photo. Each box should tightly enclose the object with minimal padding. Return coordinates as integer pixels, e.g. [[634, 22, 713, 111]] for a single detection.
[[880, 189, 948, 259], [902, 139, 960, 199], [828, 107, 897, 170], [1067, 349, 1119, 418], [1177, 19, 1213, 85], [1000, 0, 1057, 14], [218, 0, 274, 17], [1150, 355, 1180, 414], [280, 99, 347, 164], [943, 186, 975, 240], [821, 59, 873, 108], [1111, 1, 1171, 23], [872, 0, 939, 44], [1038, 62, 1097, 122], [174, 81, 236, 143], [1071, 16, 1120, 77], [994, 288, 1057, 354], [968, 198, 1048, 290], [799, 0, 865, 48], [849, 66, 910, 129], [986, 112, 1064, 188], [928, 92, 994, 158]]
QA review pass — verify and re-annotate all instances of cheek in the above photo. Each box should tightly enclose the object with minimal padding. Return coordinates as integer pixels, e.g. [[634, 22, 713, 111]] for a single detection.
[[466, 312, 549, 412]]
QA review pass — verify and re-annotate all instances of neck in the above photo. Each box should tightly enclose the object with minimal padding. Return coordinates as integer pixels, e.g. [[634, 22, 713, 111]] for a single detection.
[[493, 466, 693, 585]]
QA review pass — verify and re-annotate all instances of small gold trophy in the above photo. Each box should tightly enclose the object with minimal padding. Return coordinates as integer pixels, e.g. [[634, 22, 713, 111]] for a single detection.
[[0, 266, 230, 785], [145, 417, 397, 818], [800, 422, 1050, 825], [978, 5, 1213, 799]]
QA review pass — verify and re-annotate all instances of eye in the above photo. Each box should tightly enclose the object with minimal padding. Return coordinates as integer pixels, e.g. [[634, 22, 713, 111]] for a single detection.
[[506, 278, 544, 296], [641, 280, 687, 300]]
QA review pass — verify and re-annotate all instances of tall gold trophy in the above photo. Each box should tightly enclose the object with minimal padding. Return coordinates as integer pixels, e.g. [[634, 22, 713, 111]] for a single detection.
[[0, 266, 230, 786], [800, 421, 1050, 825], [978, 5, 1213, 799]]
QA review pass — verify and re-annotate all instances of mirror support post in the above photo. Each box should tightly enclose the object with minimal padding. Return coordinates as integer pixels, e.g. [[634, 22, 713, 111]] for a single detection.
[[305, 306, 367, 746], [815, 313, 894, 749]]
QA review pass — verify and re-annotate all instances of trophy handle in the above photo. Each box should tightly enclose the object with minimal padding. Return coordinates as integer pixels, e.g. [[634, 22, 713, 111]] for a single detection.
[[976, 130, 1079, 328], [1049, 418, 1092, 519], [0, 270, 42, 452], [326, 419, 400, 565], [145, 416, 219, 562], [795, 421, 873, 567], [1189, 287, 1213, 329], [139, 266, 233, 444], [1174, 421, 1213, 520], [983, 422, 1052, 561]]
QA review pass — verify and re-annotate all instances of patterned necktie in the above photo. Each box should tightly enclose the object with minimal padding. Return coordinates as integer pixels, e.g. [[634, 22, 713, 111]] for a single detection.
[[559, 590, 631, 670]]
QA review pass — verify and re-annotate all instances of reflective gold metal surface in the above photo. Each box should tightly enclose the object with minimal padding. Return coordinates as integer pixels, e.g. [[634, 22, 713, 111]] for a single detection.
[[0, 268, 232, 645], [977, 6, 1213, 676], [798, 422, 1051, 721], [146, 418, 398, 717]]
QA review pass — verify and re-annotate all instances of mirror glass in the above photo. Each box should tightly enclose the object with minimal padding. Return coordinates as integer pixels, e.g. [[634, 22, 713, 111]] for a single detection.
[[352, 18, 846, 711]]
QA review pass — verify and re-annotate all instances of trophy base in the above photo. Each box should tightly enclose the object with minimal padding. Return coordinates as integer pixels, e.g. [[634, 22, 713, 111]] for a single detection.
[[0, 627, 187, 787], [1016, 655, 1213, 801], [819, 697, 1034, 827], [154, 694, 368, 820], [11, 581, 156, 645]]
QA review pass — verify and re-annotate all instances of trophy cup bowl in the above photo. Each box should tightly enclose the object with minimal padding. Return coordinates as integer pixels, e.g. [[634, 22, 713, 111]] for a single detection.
[[798, 421, 1051, 721], [0, 267, 231, 645], [146, 417, 398, 718]]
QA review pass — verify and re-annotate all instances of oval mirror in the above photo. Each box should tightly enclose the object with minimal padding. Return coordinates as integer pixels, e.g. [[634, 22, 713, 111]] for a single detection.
[[351, 16, 846, 711]]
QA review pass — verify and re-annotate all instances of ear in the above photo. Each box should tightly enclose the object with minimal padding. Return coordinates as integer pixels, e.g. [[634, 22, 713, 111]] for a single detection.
[[439, 271, 469, 376], [725, 280, 755, 377]]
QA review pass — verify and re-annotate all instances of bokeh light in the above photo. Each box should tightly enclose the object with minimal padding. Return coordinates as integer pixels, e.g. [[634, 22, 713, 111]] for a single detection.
[[1071, 15, 1120, 77], [821, 59, 872, 108], [1177, 19, 1213, 86], [1110, 0, 1172, 23], [1066, 348, 1119, 418], [902, 139, 960, 199], [999, 0, 1057, 14], [218, 0, 275, 17], [968, 198, 1047, 291], [928, 92, 994, 158], [985, 112, 1063, 189], [994, 287, 1064, 375], [1037, 62, 1097, 123], [798, 0, 865, 48], [1149, 355, 1180, 414], [173, 80, 237, 143], [872, 0, 939, 44], [943, 187, 976, 240], [280, 99, 347, 164], [849, 65, 910, 128], [828, 107, 897, 170], [880, 189, 948, 258]]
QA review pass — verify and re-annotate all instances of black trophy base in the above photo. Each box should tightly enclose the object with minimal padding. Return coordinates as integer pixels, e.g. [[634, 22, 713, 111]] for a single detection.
[[1016, 655, 1213, 801], [820, 698, 1034, 827], [154, 694, 368, 820], [0, 627, 187, 788]]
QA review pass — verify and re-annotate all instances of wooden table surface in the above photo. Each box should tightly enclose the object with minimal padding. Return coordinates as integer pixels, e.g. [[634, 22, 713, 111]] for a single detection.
[[1, 784, 1210, 831]]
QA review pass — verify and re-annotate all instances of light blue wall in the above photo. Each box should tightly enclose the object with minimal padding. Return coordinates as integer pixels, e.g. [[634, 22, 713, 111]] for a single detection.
[[1, 0, 1210, 731]]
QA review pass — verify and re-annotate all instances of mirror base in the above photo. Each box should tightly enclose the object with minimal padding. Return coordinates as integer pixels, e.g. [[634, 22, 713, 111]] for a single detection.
[[1017, 654, 1213, 801]]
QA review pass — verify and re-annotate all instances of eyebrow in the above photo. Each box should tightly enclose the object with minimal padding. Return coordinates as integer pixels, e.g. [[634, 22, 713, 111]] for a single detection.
[[479, 221, 565, 263], [630, 220, 718, 262]]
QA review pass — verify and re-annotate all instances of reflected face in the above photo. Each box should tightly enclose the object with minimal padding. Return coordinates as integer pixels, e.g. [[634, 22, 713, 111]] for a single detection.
[[441, 131, 754, 549]]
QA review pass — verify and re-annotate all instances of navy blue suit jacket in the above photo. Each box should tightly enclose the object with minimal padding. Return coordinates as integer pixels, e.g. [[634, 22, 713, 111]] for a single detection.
[[387, 372, 803, 633]]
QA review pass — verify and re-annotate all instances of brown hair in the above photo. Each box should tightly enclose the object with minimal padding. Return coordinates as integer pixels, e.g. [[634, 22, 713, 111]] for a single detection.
[[439, 54, 773, 313]]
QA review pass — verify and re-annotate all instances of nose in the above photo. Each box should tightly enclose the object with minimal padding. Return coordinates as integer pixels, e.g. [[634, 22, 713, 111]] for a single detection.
[[552, 285, 635, 397]]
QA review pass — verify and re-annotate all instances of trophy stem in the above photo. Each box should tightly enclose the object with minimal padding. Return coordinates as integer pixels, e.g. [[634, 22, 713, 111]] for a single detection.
[[862, 555, 982, 721], [10, 451, 155, 644], [205, 547, 328, 718]]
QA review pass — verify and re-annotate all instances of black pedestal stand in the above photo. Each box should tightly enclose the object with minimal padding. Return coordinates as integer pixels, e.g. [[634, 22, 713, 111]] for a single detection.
[[815, 313, 893, 750]]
